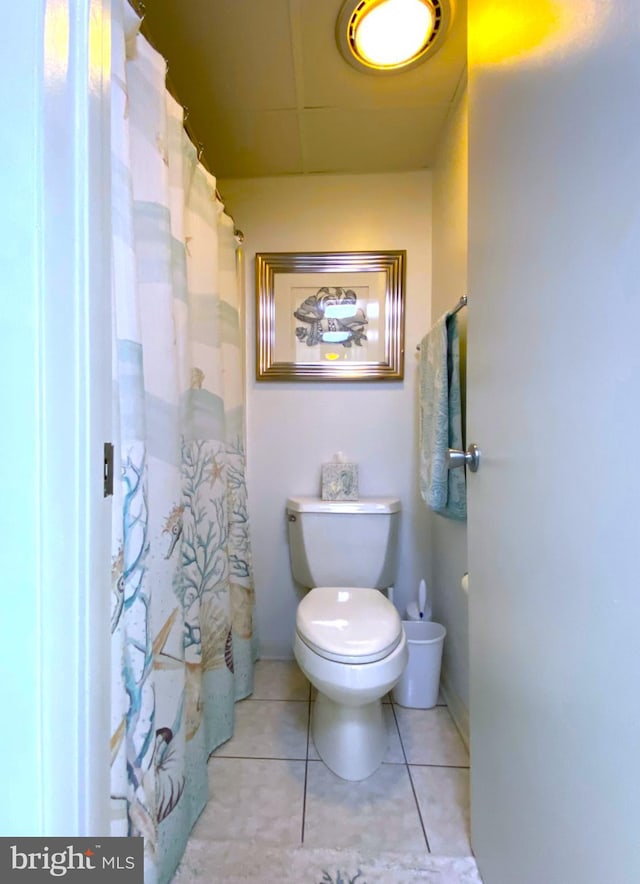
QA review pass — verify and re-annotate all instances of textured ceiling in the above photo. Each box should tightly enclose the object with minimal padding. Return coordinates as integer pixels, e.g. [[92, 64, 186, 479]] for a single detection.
[[142, 0, 467, 178]]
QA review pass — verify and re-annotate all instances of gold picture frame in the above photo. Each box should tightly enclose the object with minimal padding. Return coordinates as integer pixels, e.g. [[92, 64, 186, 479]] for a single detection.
[[255, 250, 406, 381]]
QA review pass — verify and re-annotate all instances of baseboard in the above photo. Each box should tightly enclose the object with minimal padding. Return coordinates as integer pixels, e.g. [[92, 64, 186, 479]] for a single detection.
[[440, 666, 470, 750]]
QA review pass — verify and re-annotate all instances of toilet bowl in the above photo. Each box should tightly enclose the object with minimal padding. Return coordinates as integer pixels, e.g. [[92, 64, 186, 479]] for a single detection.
[[286, 497, 407, 781], [294, 586, 408, 780]]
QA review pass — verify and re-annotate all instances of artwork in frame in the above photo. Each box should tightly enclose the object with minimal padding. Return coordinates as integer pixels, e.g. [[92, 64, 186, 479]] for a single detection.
[[255, 251, 406, 381]]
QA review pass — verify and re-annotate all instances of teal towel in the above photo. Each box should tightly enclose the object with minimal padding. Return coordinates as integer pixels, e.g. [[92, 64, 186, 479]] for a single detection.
[[419, 312, 466, 521]]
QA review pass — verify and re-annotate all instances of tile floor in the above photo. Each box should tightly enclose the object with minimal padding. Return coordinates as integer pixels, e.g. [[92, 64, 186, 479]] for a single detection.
[[190, 660, 473, 859]]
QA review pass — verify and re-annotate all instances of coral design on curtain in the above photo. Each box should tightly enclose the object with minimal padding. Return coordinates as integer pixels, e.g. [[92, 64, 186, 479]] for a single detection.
[[110, 6, 256, 883]]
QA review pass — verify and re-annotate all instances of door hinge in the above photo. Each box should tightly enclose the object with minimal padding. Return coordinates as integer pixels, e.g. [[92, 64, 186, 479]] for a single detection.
[[104, 442, 114, 498]]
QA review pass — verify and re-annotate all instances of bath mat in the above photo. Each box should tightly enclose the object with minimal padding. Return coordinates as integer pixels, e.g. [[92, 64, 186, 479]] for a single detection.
[[173, 839, 483, 883]]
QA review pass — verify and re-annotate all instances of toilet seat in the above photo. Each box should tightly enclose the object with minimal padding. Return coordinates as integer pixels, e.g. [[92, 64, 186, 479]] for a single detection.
[[296, 586, 402, 664]]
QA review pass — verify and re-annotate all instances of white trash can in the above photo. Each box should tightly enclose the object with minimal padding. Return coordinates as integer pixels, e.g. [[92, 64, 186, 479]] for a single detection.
[[392, 621, 446, 709]]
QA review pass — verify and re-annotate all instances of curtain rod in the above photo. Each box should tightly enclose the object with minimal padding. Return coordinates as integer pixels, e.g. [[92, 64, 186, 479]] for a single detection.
[[416, 295, 468, 350], [129, 0, 245, 243]]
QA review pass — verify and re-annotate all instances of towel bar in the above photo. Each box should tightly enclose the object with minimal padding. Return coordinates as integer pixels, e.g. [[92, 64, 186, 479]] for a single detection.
[[417, 295, 467, 350]]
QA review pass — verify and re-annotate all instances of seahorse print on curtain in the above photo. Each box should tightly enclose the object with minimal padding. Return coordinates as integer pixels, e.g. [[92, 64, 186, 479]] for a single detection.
[[109, 5, 256, 883]]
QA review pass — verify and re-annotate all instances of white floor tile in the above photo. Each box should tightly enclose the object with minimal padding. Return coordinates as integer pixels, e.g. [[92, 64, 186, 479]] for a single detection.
[[191, 757, 305, 846], [395, 706, 469, 767], [251, 659, 310, 701], [304, 761, 427, 852], [177, 664, 481, 879], [410, 765, 472, 856], [213, 699, 309, 760]]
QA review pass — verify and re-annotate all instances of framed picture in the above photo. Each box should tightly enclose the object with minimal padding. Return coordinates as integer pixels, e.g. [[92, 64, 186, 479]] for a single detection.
[[255, 250, 406, 381]]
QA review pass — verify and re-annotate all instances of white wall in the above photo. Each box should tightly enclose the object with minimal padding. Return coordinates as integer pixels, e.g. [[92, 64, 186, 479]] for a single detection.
[[429, 83, 470, 738], [220, 172, 432, 657]]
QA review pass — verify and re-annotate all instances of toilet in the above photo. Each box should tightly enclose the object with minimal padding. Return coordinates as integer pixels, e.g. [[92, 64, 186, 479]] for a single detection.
[[286, 496, 408, 781]]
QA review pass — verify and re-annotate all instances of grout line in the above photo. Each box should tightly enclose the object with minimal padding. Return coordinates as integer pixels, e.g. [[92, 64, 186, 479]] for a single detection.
[[247, 697, 310, 702], [408, 762, 470, 770], [212, 752, 470, 770], [300, 689, 312, 843], [391, 702, 431, 853], [211, 754, 307, 762]]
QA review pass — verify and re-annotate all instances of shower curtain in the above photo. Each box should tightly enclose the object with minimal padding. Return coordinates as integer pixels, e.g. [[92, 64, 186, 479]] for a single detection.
[[110, 6, 256, 882]]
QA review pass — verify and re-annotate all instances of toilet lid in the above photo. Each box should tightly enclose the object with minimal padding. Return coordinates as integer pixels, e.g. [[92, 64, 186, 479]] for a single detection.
[[296, 586, 402, 663]]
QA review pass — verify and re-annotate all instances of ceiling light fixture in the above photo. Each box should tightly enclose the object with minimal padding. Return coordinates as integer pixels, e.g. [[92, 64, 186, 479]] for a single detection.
[[336, 0, 451, 74]]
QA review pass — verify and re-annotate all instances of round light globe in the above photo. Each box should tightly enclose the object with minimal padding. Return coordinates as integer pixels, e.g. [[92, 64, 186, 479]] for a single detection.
[[355, 0, 435, 67]]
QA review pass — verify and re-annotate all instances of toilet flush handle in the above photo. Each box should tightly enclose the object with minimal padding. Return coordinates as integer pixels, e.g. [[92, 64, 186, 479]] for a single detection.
[[288, 513, 297, 522]]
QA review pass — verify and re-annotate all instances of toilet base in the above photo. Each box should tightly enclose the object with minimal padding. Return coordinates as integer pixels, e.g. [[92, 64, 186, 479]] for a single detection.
[[312, 691, 387, 781]]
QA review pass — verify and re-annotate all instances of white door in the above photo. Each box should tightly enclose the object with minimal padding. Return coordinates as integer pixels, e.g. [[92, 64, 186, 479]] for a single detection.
[[467, 2, 640, 883]]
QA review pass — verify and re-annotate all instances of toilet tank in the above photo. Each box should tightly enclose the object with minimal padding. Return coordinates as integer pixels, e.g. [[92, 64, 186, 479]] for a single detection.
[[286, 496, 401, 589]]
